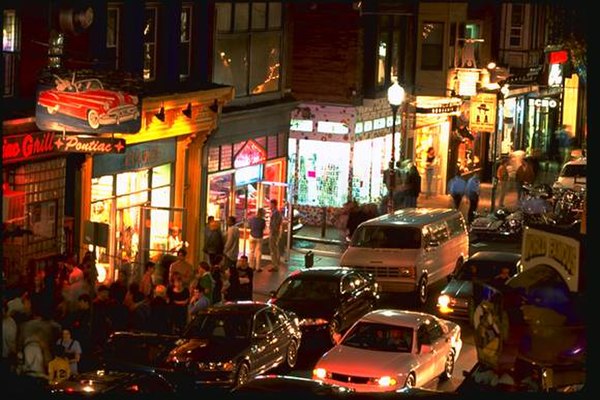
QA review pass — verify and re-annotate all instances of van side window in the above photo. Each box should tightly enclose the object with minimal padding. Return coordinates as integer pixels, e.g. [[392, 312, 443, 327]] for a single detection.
[[431, 222, 449, 244], [447, 215, 467, 237]]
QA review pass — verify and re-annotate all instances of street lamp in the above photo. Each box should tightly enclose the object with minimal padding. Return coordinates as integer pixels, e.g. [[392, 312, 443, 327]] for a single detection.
[[387, 81, 405, 214]]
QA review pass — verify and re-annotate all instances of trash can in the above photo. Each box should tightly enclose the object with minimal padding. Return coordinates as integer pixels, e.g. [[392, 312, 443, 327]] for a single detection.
[[305, 251, 314, 268]]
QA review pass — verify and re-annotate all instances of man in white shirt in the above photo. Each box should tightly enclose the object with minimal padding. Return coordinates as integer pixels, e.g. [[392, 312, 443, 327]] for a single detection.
[[223, 216, 240, 269]]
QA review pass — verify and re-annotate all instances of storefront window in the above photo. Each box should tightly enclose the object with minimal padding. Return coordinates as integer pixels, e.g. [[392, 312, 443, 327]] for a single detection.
[[297, 140, 350, 207], [208, 172, 233, 222]]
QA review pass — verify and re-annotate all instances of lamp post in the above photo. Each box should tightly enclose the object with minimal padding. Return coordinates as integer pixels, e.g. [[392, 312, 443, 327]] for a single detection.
[[490, 84, 509, 213], [387, 81, 405, 214]]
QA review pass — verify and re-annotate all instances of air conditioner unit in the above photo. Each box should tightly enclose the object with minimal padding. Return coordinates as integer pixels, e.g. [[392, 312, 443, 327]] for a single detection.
[[2, 191, 26, 223]]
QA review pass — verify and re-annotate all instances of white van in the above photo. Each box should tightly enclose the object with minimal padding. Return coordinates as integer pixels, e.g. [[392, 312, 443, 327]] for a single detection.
[[340, 208, 469, 305]]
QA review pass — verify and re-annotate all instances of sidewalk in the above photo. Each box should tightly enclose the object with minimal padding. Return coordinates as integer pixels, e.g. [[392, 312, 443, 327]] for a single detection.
[[252, 174, 558, 301]]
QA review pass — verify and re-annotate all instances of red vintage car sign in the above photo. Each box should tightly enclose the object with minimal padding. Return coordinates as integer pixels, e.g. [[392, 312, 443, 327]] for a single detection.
[[35, 68, 143, 134]]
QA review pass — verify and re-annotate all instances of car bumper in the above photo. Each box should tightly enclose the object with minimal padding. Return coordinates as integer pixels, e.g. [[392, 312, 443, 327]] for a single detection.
[[99, 105, 140, 125]]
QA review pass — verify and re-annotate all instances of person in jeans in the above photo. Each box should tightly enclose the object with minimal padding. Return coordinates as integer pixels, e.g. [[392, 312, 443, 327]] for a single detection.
[[466, 172, 481, 224], [248, 208, 266, 272], [268, 199, 283, 272]]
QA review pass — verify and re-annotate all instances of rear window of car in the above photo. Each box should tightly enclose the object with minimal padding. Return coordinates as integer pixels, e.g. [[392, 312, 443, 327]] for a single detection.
[[276, 277, 339, 300], [351, 226, 421, 249], [560, 164, 586, 178]]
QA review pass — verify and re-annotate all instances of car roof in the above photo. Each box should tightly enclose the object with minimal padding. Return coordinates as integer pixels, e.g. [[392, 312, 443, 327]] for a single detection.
[[359, 309, 436, 329], [358, 208, 459, 227], [288, 266, 355, 279], [467, 251, 521, 264], [203, 301, 271, 314]]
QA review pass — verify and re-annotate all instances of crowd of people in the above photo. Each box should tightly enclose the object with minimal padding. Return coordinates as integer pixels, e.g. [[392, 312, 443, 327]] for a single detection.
[[1, 206, 276, 389]]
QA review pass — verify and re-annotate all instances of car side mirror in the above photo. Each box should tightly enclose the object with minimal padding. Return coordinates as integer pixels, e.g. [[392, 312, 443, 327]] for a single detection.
[[420, 344, 433, 354]]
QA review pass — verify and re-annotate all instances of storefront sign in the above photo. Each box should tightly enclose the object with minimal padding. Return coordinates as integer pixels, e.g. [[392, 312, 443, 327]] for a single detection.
[[3, 131, 57, 164], [92, 138, 176, 177], [54, 135, 126, 154], [547, 63, 564, 87], [469, 93, 497, 132], [3, 131, 127, 165], [522, 227, 580, 292]]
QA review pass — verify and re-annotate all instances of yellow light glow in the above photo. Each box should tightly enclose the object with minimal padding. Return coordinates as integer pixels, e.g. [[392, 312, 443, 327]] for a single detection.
[[313, 368, 327, 379], [378, 376, 397, 387]]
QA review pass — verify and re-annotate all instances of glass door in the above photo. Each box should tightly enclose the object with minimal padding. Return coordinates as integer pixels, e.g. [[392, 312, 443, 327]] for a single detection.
[[116, 206, 142, 284]]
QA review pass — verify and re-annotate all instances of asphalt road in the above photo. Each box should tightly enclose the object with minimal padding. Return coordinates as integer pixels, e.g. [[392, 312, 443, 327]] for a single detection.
[[260, 233, 522, 393]]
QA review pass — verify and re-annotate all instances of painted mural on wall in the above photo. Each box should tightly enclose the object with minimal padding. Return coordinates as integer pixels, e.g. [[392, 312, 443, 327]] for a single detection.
[[36, 68, 143, 134]]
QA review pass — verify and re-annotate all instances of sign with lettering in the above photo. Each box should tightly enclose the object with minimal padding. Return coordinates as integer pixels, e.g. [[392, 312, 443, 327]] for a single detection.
[[521, 226, 581, 292], [469, 93, 497, 133], [54, 135, 126, 154], [92, 138, 176, 177], [3, 131, 127, 165]]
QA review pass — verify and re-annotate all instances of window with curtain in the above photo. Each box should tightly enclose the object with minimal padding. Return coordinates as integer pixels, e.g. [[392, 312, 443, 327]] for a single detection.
[[421, 22, 444, 71], [214, 1, 282, 97]]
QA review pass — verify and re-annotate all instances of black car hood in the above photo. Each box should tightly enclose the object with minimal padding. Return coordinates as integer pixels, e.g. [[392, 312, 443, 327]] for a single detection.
[[168, 338, 248, 363], [273, 298, 335, 319], [442, 279, 473, 299]]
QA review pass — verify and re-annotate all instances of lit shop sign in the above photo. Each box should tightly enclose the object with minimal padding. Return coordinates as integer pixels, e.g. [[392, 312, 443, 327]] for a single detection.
[[547, 63, 563, 87], [528, 98, 558, 108], [235, 164, 263, 186], [316, 121, 349, 135], [456, 69, 480, 97], [521, 227, 580, 292], [290, 119, 313, 132], [35, 68, 143, 134], [92, 138, 176, 177], [3, 131, 127, 165], [54, 135, 126, 153]]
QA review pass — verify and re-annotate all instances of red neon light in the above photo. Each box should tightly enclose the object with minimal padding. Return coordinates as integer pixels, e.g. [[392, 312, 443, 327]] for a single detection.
[[549, 50, 568, 64]]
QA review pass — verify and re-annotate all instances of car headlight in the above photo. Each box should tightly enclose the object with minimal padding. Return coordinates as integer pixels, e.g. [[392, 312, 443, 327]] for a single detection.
[[300, 317, 329, 327], [437, 294, 453, 313], [196, 361, 235, 371], [313, 367, 330, 379], [399, 266, 415, 278], [370, 376, 398, 387]]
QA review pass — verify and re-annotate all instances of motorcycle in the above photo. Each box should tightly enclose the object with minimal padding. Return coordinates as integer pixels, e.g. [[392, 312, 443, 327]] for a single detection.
[[469, 183, 554, 242]]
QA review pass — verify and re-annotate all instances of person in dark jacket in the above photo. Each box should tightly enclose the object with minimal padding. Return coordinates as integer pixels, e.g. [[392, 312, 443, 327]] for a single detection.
[[466, 172, 481, 224], [148, 285, 171, 334], [405, 161, 422, 207], [203, 219, 224, 267]]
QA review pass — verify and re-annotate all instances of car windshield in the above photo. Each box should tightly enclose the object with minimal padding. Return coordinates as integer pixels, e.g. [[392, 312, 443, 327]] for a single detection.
[[456, 262, 507, 281], [351, 226, 421, 249], [341, 322, 413, 353], [276, 277, 339, 300], [560, 164, 586, 178], [185, 312, 252, 340]]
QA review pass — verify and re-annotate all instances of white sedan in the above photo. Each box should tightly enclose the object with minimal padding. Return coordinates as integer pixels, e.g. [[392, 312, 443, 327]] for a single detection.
[[312, 309, 462, 393]]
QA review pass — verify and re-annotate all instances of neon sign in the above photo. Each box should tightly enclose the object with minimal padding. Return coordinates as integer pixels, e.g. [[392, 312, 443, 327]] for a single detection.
[[3, 132, 56, 164]]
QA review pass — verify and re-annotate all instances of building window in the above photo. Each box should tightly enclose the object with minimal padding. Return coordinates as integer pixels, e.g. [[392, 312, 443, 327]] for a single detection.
[[180, 4, 192, 79], [214, 1, 282, 97], [509, 4, 524, 47], [421, 22, 444, 71], [143, 7, 157, 81], [3, 9, 19, 97], [376, 15, 408, 88], [107, 6, 120, 69]]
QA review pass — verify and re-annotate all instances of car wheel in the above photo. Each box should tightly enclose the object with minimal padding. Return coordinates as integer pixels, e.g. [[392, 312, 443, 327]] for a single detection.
[[285, 339, 299, 370], [87, 110, 100, 129], [404, 373, 416, 388], [416, 275, 428, 307], [235, 362, 250, 388], [440, 350, 455, 380]]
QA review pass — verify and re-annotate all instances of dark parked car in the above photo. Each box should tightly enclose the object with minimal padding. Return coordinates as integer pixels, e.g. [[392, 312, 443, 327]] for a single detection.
[[162, 301, 302, 389], [267, 266, 379, 344], [48, 369, 180, 397], [436, 251, 522, 321]]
